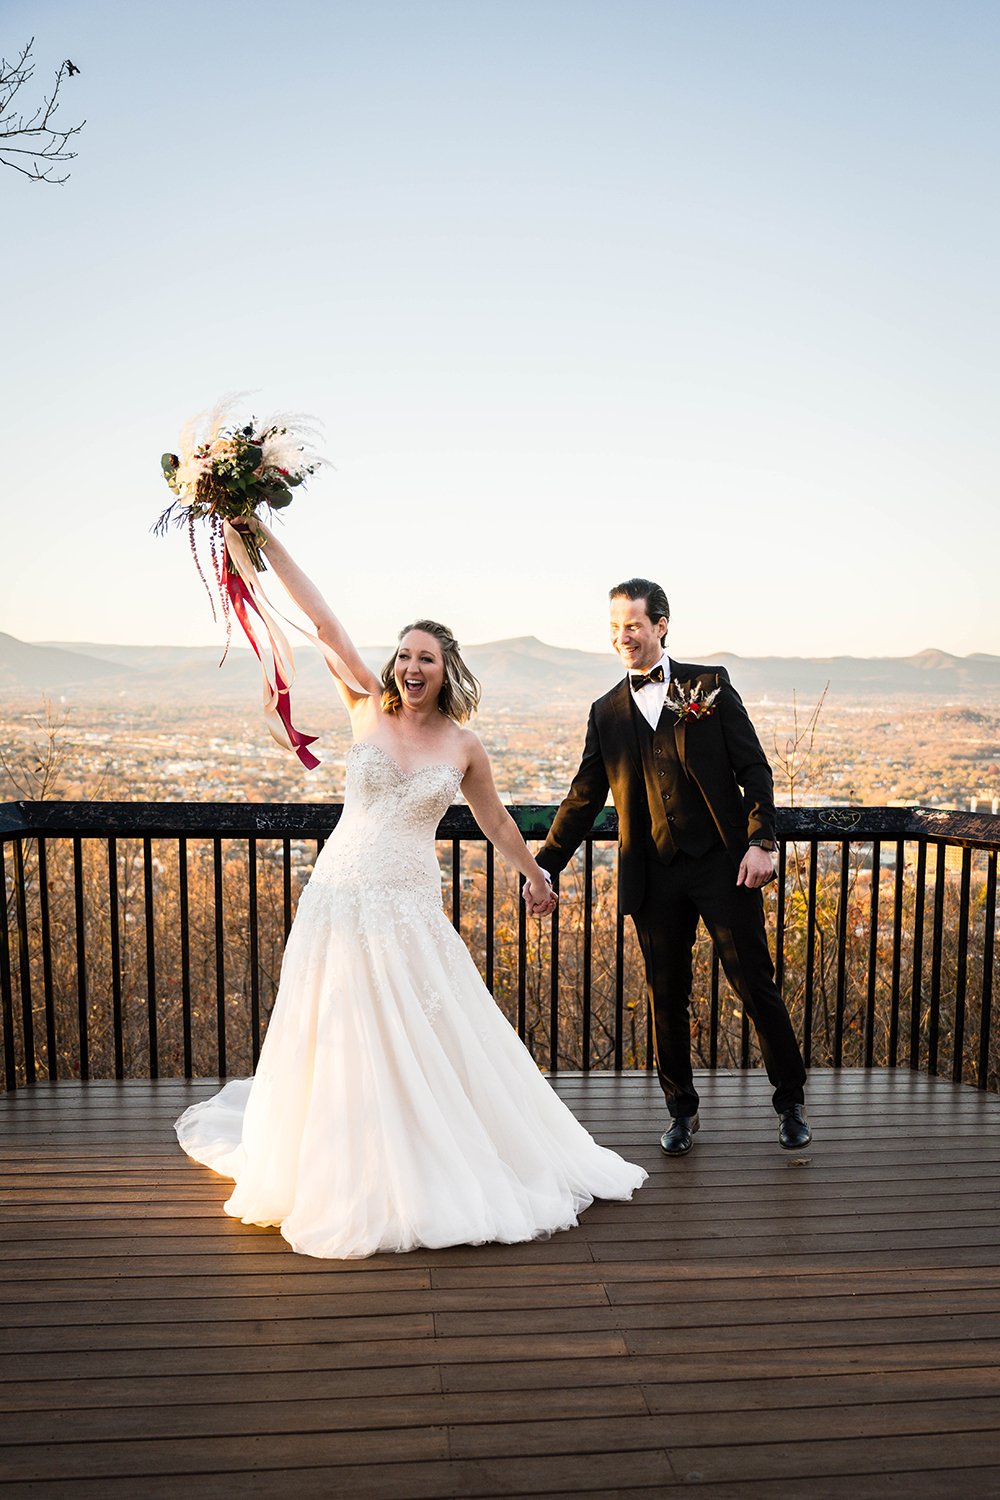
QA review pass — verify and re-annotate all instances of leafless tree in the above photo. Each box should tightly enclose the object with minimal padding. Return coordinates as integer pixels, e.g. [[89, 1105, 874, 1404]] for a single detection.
[[772, 684, 829, 809], [0, 698, 71, 800], [1, 37, 84, 184]]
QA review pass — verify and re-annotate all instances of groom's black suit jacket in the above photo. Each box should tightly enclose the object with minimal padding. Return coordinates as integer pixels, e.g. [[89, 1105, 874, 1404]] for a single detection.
[[536, 662, 776, 916]]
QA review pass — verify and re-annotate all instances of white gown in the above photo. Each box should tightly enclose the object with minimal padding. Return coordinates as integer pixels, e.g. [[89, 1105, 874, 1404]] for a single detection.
[[175, 741, 647, 1258]]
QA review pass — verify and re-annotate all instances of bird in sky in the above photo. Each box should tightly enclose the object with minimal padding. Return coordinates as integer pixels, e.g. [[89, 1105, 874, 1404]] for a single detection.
[[65, 60, 80, 76]]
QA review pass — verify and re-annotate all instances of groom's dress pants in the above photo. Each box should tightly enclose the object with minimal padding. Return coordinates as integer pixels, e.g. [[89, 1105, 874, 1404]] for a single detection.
[[632, 846, 806, 1118]]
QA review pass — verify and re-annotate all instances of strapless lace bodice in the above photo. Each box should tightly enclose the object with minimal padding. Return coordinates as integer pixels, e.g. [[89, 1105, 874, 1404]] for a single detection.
[[305, 741, 464, 921]]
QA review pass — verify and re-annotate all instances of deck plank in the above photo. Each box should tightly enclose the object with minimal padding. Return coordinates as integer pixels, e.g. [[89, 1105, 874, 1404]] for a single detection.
[[1, 1069, 999, 1495]]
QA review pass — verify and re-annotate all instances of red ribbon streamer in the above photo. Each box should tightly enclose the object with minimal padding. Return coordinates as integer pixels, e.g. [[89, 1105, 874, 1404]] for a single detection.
[[224, 554, 321, 771]]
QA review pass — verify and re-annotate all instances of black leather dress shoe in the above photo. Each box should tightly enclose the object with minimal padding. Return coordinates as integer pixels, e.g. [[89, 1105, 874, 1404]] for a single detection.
[[660, 1113, 699, 1156], [778, 1105, 812, 1150]]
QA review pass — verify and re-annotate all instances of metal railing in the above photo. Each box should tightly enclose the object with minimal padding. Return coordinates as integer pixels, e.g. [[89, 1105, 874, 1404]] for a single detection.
[[1, 800, 998, 1091]]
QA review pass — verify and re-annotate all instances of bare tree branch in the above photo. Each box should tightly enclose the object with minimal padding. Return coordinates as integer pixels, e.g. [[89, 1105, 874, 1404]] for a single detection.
[[0, 36, 85, 184], [0, 698, 70, 799]]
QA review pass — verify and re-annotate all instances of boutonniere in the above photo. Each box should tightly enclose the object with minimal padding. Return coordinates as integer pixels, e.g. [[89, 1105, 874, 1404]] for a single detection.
[[665, 684, 720, 720]]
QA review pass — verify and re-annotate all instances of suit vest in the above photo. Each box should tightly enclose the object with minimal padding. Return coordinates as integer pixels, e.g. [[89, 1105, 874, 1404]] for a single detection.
[[629, 693, 721, 863]]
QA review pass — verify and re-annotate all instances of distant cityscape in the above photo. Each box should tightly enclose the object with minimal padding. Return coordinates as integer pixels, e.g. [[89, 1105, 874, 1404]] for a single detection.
[[2, 691, 998, 816], [2, 631, 999, 810]]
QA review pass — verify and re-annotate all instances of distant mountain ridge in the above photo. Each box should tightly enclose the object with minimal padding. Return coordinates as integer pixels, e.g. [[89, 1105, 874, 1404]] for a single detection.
[[1, 632, 999, 706], [702, 649, 1000, 698]]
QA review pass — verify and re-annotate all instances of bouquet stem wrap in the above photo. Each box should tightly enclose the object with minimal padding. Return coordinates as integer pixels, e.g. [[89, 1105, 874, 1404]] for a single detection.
[[223, 522, 370, 770]]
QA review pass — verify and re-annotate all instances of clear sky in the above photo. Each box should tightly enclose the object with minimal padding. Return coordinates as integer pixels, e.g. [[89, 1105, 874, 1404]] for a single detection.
[[3, 0, 998, 660]]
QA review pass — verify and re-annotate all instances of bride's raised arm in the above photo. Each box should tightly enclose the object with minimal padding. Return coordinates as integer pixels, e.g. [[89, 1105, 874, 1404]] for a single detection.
[[243, 519, 382, 710]]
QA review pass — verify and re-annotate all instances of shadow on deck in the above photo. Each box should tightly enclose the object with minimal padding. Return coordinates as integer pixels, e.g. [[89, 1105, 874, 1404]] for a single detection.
[[2, 1070, 1000, 1498]]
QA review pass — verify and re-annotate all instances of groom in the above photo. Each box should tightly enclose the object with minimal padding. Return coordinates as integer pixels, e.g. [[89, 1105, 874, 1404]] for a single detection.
[[532, 579, 810, 1154]]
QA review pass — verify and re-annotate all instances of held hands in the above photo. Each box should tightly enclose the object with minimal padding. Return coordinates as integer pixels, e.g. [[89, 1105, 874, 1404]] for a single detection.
[[523, 872, 558, 918], [736, 845, 776, 890]]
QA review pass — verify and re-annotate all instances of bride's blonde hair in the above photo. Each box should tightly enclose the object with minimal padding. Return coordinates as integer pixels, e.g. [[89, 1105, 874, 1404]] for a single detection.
[[380, 620, 482, 724]]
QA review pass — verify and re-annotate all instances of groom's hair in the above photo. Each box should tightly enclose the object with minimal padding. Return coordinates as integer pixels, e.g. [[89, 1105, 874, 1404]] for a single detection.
[[609, 578, 670, 627]]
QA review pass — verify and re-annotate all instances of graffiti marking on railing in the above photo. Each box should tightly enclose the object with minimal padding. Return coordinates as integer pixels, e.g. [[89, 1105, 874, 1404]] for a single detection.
[[818, 810, 862, 832]]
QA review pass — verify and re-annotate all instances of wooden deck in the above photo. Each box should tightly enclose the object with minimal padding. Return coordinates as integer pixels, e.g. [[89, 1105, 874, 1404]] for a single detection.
[[1, 1070, 1000, 1498]]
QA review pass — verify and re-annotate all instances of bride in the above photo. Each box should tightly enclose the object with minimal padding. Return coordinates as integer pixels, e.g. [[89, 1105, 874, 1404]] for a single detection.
[[176, 520, 646, 1258]]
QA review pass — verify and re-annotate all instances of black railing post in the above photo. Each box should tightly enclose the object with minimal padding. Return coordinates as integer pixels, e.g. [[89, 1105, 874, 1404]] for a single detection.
[[485, 843, 495, 995], [0, 841, 16, 1091], [213, 837, 226, 1079], [952, 848, 972, 1085], [709, 950, 720, 1070], [909, 840, 928, 1070], [143, 837, 158, 1079], [451, 839, 461, 933], [928, 842, 947, 1076], [978, 852, 997, 1091], [248, 839, 260, 1068], [108, 838, 124, 1080], [38, 839, 57, 1080], [613, 907, 625, 1071], [13, 839, 35, 1086], [282, 838, 293, 942], [864, 840, 880, 1069], [803, 841, 818, 1067], [833, 841, 850, 1069], [581, 842, 592, 1072], [516, 878, 527, 1045], [889, 841, 905, 1066], [549, 886, 560, 1072], [775, 840, 787, 993], [179, 838, 192, 1078], [72, 836, 89, 1081]]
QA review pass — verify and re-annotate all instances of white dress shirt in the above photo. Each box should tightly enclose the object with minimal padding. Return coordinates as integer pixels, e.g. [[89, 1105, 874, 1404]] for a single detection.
[[629, 652, 672, 730]]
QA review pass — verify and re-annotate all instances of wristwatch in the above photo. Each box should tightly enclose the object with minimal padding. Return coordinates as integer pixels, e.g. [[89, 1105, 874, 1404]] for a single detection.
[[748, 838, 777, 852]]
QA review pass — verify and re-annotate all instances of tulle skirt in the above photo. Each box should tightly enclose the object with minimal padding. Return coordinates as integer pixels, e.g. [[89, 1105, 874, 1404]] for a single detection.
[[175, 883, 647, 1259]]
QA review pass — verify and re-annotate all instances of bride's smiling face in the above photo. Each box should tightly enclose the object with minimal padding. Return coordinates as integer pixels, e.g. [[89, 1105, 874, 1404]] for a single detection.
[[394, 630, 446, 711]]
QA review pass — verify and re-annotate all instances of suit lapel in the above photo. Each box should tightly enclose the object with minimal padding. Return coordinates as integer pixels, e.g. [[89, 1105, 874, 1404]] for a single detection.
[[667, 662, 695, 772], [611, 678, 643, 776]]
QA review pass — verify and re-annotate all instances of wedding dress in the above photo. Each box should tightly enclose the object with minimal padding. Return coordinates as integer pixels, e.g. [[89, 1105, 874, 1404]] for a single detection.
[[175, 740, 646, 1258]]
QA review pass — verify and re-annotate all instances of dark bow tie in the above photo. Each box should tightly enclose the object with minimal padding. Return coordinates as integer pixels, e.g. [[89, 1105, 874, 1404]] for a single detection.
[[630, 664, 665, 690]]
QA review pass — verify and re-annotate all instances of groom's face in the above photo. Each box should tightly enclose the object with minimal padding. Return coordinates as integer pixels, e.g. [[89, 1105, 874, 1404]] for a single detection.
[[610, 595, 667, 673]]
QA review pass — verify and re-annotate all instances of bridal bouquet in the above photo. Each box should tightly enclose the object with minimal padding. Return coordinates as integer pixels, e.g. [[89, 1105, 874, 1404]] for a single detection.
[[154, 400, 329, 769], [155, 400, 322, 577]]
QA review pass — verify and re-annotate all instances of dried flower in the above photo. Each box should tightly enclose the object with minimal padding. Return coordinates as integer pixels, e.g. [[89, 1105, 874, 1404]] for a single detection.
[[664, 684, 721, 720], [155, 398, 324, 579]]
